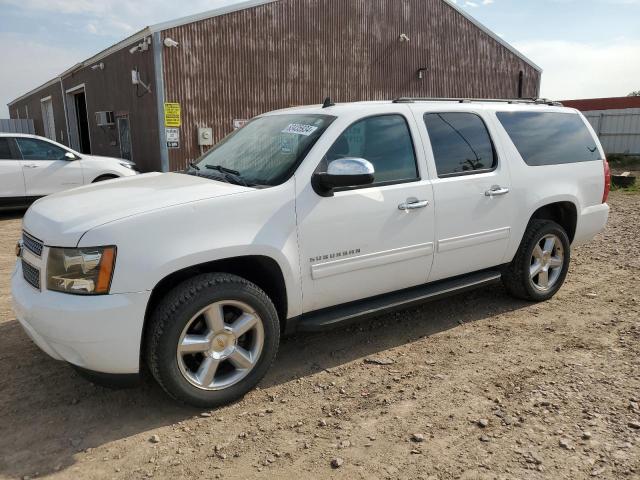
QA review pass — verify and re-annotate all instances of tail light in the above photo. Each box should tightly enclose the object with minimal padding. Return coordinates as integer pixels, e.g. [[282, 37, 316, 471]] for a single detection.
[[602, 157, 611, 203]]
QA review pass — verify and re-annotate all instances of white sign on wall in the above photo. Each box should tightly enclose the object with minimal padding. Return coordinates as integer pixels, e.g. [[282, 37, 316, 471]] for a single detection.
[[166, 127, 180, 148]]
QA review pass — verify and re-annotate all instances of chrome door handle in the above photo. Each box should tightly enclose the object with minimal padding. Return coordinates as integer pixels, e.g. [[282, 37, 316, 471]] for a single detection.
[[23, 164, 40, 169], [485, 185, 510, 197], [398, 200, 430, 211]]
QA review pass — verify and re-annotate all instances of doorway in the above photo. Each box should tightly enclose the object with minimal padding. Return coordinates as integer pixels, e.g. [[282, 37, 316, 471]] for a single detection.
[[40, 97, 56, 141], [65, 85, 92, 154], [117, 116, 132, 161], [74, 92, 91, 154]]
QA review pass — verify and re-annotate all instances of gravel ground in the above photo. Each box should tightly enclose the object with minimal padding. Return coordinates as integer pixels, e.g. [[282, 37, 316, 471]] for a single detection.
[[0, 191, 638, 480]]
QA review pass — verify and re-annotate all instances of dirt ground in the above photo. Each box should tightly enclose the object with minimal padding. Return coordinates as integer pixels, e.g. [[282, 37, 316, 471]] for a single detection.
[[0, 192, 639, 480]]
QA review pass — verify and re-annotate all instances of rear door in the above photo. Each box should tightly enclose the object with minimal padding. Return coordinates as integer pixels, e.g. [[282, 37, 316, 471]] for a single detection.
[[16, 137, 84, 197], [414, 107, 515, 282], [0, 137, 27, 205]]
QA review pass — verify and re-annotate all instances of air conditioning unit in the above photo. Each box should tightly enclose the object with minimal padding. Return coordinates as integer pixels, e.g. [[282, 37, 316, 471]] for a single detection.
[[95, 111, 115, 127]]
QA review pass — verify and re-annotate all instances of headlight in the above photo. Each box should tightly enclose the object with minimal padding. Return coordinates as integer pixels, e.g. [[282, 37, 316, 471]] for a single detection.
[[119, 162, 135, 170], [47, 246, 116, 295]]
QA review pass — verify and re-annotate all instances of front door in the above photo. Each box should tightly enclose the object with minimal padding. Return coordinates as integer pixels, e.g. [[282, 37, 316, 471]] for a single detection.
[[296, 110, 435, 313], [117, 116, 132, 161], [16, 137, 84, 197], [416, 109, 514, 282], [0, 137, 26, 205]]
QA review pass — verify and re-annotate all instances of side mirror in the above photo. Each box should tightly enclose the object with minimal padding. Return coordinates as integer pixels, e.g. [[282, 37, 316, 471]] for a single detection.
[[65, 152, 79, 160], [312, 158, 375, 197]]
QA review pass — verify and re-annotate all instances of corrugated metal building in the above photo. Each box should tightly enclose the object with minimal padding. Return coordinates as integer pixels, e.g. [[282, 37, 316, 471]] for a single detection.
[[563, 97, 640, 156], [8, 0, 542, 172]]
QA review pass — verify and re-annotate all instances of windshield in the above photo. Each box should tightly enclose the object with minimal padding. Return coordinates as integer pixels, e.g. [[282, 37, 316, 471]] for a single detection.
[[190, 114, 335, 186]]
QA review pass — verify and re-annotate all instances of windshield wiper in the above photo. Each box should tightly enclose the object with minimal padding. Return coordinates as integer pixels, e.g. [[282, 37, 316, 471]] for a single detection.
[[187, 162, 201, 176], [205, 165, 249, 187], [205, 164, 240, 176]]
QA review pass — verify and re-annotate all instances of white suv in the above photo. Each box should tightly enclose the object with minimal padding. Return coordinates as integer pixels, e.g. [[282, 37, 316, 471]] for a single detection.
[[12, 99, 610, 407], [0, 133, 138, 209]]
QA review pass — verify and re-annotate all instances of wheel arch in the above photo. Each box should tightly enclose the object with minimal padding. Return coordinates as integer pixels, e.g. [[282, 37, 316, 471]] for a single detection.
[[529, 201, 578, 243], [92, 173, 120, 183], [141, 255, 288, 361]]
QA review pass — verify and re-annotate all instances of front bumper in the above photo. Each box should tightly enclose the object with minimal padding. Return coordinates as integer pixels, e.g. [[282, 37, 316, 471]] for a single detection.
[[11, 261, 151, 374]]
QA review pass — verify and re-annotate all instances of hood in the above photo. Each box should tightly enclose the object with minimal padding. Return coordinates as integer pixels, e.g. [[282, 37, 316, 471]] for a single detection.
[[23, 172, 252, 246]]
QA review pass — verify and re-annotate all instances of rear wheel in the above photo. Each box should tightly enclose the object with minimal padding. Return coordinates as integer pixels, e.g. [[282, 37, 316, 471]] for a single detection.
[[502, 220, 571, 301], [146, 273, 279, 408]]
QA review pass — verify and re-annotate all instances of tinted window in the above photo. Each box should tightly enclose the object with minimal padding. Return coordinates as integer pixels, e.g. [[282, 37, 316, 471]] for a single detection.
[[496, 112, 601, 166], [0, 138, 15, 160], [16, 138, 68, 161], [424, 113, 497, 177], [322, 115, 418, 184]]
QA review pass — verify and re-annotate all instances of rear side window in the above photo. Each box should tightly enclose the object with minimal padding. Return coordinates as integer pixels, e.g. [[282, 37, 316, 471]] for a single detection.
[[423, 113, 497, 177], [0, 138, 14, 160], [323, 114, 418, 185], [496, 112, 601, 166]]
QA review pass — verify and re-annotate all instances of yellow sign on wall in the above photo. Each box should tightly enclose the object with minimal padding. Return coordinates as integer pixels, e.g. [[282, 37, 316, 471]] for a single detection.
[[164, 103, 181, 127]]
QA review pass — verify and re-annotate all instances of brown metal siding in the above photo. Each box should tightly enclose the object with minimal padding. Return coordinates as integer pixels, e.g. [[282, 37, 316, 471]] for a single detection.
[[9, 82, 67, 144], [162, 0, 540, 170], [60, 45, 160, 172]]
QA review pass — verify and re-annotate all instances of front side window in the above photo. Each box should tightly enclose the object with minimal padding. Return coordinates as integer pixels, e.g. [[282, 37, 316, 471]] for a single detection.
[[496, 111, 601, 166], [424, 112, 497, 178], [16, 138, 68, 161], [193, 114, 335, 187], [320, 114, 418, 185]]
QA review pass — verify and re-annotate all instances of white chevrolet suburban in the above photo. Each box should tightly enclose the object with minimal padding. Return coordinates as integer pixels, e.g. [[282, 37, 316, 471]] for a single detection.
[[12, 99, 610, 408]]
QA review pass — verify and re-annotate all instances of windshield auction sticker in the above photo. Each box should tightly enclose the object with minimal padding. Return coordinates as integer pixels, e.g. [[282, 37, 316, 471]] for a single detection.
[[282, 124, 319, 136]]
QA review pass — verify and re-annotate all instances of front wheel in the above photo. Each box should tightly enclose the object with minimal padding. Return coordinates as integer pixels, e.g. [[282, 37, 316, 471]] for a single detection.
[[502, 220, 571, 302], [146, 273, 280, 408]]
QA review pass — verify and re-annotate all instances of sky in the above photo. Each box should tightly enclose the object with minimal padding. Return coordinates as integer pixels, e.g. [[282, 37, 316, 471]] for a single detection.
[[0, 0, 639, 117]]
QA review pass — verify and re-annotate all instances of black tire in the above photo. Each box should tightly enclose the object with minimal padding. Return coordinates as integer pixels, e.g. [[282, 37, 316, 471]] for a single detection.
[[92, 174, 119, 183], [145, 273, 280, 408], [502, 219, 571, 302]]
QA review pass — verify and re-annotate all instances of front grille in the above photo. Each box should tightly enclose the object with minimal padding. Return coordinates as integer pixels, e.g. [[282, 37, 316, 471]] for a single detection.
[[22, 259, 41, 290], [23, 232, 43, 257]]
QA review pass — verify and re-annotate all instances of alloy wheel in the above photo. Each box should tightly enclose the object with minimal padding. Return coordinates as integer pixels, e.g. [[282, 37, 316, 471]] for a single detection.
[[529, 234, 565, 292], [176, 300, 264, 391]]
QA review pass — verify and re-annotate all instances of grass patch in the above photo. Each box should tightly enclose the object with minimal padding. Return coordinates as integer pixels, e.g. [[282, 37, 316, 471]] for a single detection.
[[611, 183, 639, 194], [608, 154, 640, 170]]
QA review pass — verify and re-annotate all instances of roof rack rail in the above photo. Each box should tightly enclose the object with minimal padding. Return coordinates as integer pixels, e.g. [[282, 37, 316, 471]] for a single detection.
[[392, 97, 563, 107]]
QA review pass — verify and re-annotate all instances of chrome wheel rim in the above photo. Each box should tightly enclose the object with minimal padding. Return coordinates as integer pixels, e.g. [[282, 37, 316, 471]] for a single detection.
[[176, 300, 264, 391], [529, 234, 564, 292]]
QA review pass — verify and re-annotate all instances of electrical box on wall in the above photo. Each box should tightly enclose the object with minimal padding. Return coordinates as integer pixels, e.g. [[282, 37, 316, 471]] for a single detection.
[[198, 127, 213, 146]]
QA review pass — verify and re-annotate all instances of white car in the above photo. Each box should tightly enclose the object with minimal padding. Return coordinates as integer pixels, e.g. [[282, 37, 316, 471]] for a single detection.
[[12, 99, 610, 408], [0, 133, 138, 209]]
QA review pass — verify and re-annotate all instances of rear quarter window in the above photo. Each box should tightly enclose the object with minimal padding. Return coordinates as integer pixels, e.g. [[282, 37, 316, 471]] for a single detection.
[[496, 111, 601, 166]]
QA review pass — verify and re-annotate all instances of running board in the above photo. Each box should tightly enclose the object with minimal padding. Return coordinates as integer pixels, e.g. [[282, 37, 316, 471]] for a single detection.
[[290, 269, 502, 333]]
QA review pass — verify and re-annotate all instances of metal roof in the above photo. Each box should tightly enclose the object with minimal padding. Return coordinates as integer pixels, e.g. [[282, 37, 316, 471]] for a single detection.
[[8, 0, 541, 106], [561, 97, 640, 112]]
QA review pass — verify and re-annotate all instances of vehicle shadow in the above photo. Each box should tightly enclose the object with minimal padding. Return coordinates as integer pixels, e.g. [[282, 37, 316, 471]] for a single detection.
[[0, 210, 25, 222], [0, 284, 529, 479]]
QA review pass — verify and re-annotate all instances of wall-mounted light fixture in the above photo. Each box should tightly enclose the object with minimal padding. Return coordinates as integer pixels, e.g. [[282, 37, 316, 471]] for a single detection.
[[417, 67, 428, 80], [164, 37, 179, 48], [398, 33, 410, 42], [91, 62, 104, 71]]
